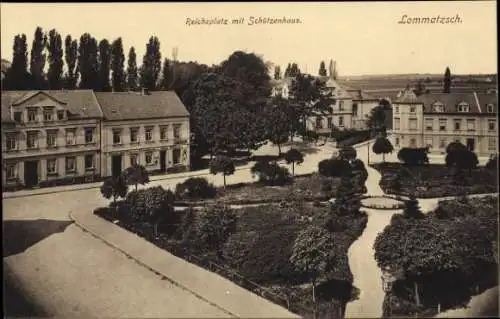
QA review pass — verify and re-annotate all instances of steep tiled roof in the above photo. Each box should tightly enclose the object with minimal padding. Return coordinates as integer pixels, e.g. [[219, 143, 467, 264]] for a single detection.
[[395, 92, 498, 114], [95, 91, 189, 121], [1, 91, 25, 122]]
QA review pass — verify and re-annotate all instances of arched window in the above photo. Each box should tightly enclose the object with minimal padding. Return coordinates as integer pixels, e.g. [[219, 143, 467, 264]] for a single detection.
[[456, 102, 470, 112], [431, 101, 444, 112], [486, 104, 495, 113]]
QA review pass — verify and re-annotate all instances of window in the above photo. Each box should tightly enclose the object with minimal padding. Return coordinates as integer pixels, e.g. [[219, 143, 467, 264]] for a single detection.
[[394, 106, 399, 114], [488, 120, 496, 131], [47, 159, 57, 174], [487, 104, 494, 113], [57, 110, 65, 120], [27, 108, 38, 122], [339, 101, 344, 111], [352, 103, 358, 116], [6, 163, 16, 179], [454, 119, 461, 131], [395, 137, 400, 147], [409, 118, 418, 130], [425, 137, 433, 149], [432, 102, 444, 113], [394, 118, 400, 130], [466, 119, 476, 131], [113, 129, 122, 145], [6, 134, 17, 151], [66, 156, 76, 172], [145, 127, 153, 141], [160, 126, 168, 140], [130, 154, 138, 166], [456, 102, 470, 112], [410, 106, 416, 113], [315, 117, 323, 129], [130, 128, 139, 143], [84, 128, 94, 144], [13, 111, 22, 122], [27, 131, 38, 149], [66, 129, 76, 145], [84, 154, 94, 170], [440, 138, 446, 149], [327, 117, 333, 129], [47, 130, 57, 147], [425, 118, 433, 131], [43, 109, 54, 121], [439, 119, 447, 131], [488, 138, 496, 151], [173, 148, 181, 165], [173, 124, 181, 139], [145, 152, 153, 165], [338, 116, 344, 127]]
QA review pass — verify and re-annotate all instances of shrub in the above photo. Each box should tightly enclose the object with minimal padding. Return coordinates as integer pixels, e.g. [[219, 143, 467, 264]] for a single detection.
[[397, 148, 429, 166], [339, 146, 357, 161], [372, 136, 394, 162], [93, 207, 111, 216], [485, 155, 498, 170], [175, 177, 217, 199], [284, 148, 305, 176], [445, 144, 478, 170], [100, 175, 129, 207], [251, 161, 291, 186], [318, 158, 349, 178]]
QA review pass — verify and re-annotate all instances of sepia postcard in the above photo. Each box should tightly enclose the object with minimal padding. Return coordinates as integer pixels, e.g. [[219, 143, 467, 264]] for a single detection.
[[2, 1, 498, 318]]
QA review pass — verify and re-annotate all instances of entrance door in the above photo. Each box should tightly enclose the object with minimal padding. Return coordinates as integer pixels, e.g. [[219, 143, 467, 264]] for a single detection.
[[159, 150, 167, 172], [111, 155, 122, 178], [466, 138, 475, 151], [24, 161, 38, 188]]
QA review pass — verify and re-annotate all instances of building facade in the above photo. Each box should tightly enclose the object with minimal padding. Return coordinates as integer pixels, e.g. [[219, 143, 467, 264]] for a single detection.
[[2, 90, 190, 189], [391, 91, 498, 156]]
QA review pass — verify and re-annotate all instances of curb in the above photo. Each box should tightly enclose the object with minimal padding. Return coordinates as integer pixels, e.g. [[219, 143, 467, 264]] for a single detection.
[[68, 210, 238, 318]]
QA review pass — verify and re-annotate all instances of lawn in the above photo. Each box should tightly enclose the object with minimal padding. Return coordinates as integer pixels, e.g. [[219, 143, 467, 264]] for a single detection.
[[95, 197, 367, 319], [371, 163, 497, 198]]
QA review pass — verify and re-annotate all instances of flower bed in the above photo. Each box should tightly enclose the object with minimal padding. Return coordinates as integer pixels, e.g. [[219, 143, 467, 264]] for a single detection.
[[371, 163, 497, 198], [360, 196, 405, 210]]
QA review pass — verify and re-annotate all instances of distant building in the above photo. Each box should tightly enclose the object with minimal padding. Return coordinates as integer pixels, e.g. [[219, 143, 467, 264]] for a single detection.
[[391, 92, 497, 156], [1, 89, 190, 189]]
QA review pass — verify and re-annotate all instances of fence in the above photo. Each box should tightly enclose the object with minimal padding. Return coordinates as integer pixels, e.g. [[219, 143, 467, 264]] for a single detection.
[[178, 248, 315, 317]]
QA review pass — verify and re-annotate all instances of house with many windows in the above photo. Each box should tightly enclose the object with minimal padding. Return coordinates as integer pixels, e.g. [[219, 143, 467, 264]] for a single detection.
[[391, 91, 498, 156], [1, 89, 190, 189]]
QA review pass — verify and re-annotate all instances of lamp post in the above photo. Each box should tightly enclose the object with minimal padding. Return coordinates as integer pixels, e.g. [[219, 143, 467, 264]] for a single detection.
[[381, 267, 396, 318]]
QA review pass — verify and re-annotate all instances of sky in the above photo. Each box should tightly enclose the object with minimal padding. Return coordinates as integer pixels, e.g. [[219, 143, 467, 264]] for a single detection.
[[1, 2, 497, 76]]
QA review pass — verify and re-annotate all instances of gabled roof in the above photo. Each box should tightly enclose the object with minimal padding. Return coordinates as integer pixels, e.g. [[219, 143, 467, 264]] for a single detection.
[[95, 91, 189, 121], [395, 92, 498, 114]]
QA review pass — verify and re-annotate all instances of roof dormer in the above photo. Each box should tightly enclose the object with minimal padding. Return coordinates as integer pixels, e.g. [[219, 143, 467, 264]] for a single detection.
[[486, 103, 495, 113], [431, 101, 445, 112], [456, 101, 470, 112]]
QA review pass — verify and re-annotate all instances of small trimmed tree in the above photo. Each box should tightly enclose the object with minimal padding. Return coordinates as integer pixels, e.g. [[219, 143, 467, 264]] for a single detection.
[[402, 196, 425, 219], [284, 148, 304, 176], [209, 155, 235, 188], [251, 161, 291, 186], [144, 186, 175, 238], [198, 203, 238, 261], [290, 225, 335, 304], [339, 146, 357, 162], [122, 164, 150, 192], [372, 136, 394, 163], [318, 158, 350, 178], [100, 175, 128, 214]]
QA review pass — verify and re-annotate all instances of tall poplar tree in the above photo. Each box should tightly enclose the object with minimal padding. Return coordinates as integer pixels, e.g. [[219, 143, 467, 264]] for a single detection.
[[47, 29, 64, 89], [78, 33, 99, 89], [30, 27, 47, 89], [444, 67, 451, 93], [64, 35, 78, 89], [110, 38, 125, 92], [126, 46, 138, 91], [318, 61, 327, 76], [274, 65, 281, 80], [160, 58, 171, 89], [4, 34, 30, 90], [140, 36, 161, 90], [98, 39, 111, 92]]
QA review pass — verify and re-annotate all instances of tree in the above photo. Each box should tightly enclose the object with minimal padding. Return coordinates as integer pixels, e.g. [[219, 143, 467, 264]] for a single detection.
[[78, 33, 99, 89], [198, 203, 238, 261], [318, 61, 327, 76], [318, 158, 349, 178], [402, 196, 425, 219], [284, 63, 292, 77], [144, 186, 175, 238], [98, 39, 111, 92], [46, 29, 64, 90], [284, 148, 304, 176], [339, 146, 357, 162], [4, 34, 30, 90], [372, 136, 394, 162], [209, 155, 235, 188], [110, 38, 125, 92], [265, 100, 292, 154], [126, 46, 138, 91], [29, 27, 47, 89], [366, 105, 387, 133], [413, 80, 426, 96], [444, 67, 451, 93], [64, 35, 78, 89], [330, 170, 365, 217], [290, 225, 335, 304], [122, 164, 150, 192], [100, 175, 129, 212], [160, 58, 171, 89], [140, 36, 161, 90], [274, 65, 281, 80], [445, 143, 478, 171], [485, 155, 497, 170], [251, 161, 291, 186]]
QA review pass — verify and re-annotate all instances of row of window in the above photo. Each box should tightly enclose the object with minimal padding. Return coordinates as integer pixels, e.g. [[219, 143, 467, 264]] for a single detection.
[[394, 103, 495, 114], [129, 149, 183, 167], [394, 137, 497, 151], [316, 116, 344, 129], [112, 124, 182, 145], [6, 128, 95, 151], [394, 118, 497, 132], [5, 155, 95, 180]]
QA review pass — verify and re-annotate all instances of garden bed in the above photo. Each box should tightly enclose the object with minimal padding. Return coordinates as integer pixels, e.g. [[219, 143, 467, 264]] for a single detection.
[[94, 197, 368, 319], [371, 163, 497, 198]]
